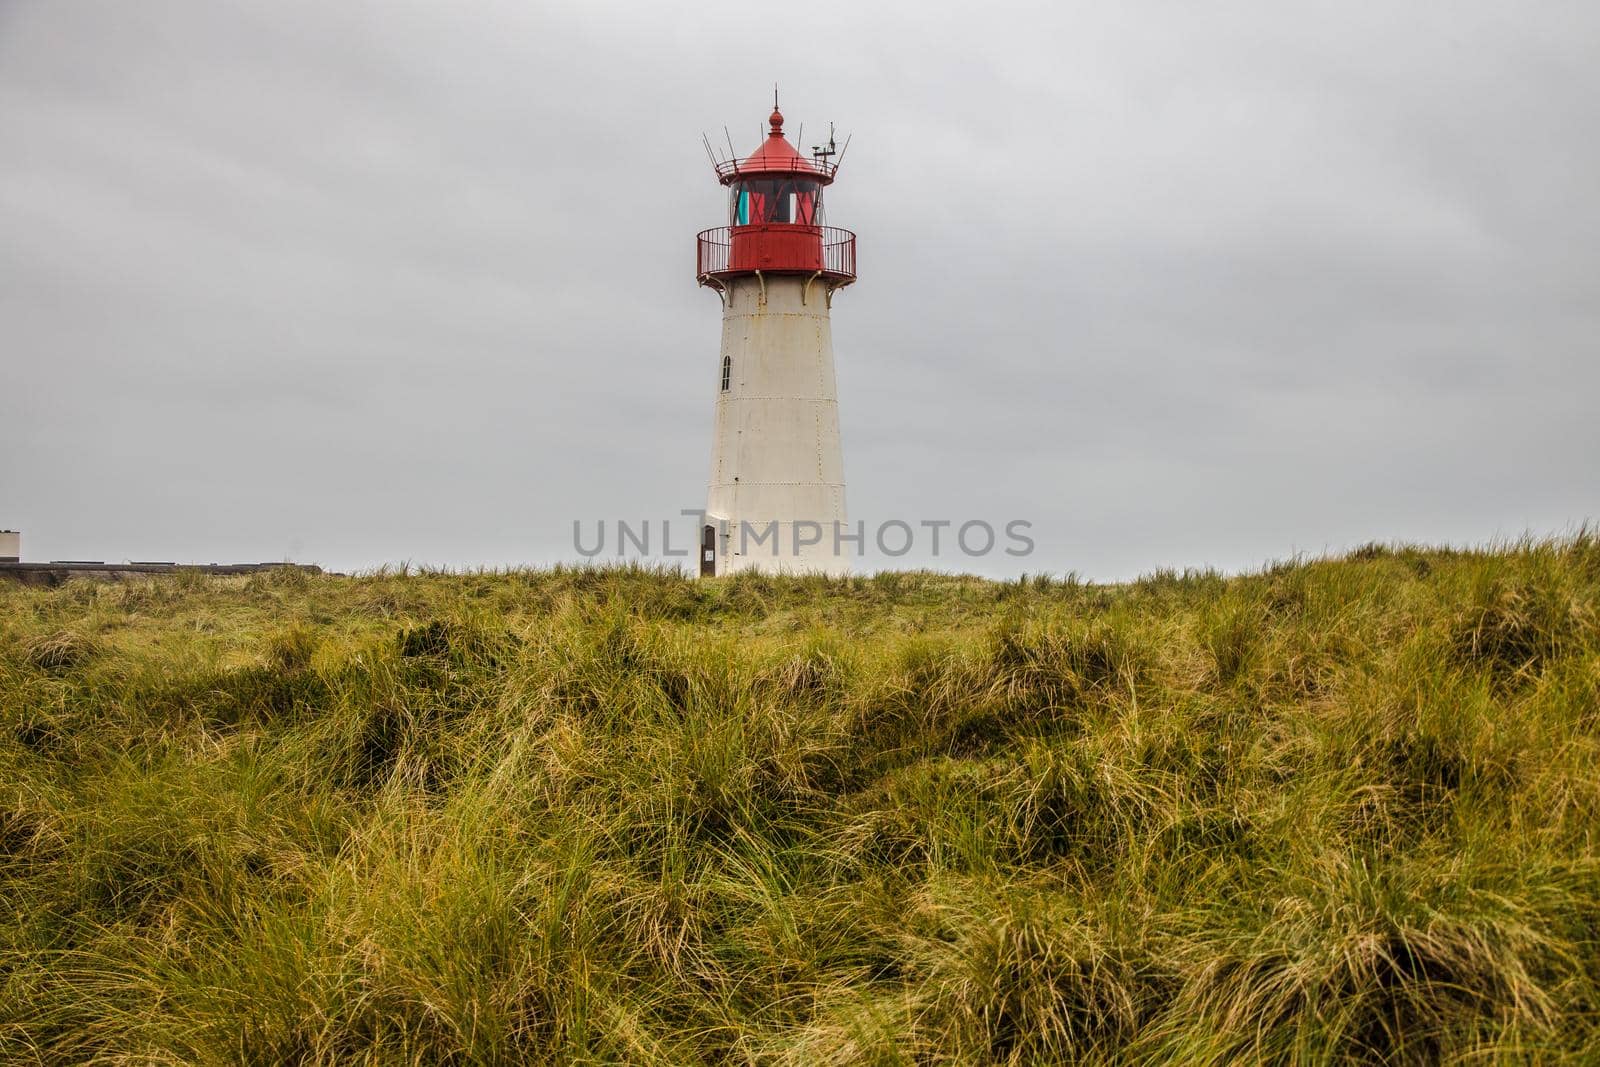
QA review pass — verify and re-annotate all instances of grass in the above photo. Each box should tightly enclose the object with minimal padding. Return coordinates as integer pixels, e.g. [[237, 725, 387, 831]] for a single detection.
[[1, 539, 1598, 1064]]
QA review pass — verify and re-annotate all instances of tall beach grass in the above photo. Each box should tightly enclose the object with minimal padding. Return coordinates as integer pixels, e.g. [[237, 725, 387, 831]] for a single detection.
[[1, 539, 1598, 1063]]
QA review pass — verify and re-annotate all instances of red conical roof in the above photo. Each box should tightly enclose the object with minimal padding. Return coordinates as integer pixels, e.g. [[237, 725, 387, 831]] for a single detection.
[[716, 106, 835, 185], [743, 108, 809, 168]]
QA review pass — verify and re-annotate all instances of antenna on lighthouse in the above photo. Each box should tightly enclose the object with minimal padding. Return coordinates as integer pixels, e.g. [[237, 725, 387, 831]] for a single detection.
[[812, 123, 838, 164], [832, 132, 853, 171]]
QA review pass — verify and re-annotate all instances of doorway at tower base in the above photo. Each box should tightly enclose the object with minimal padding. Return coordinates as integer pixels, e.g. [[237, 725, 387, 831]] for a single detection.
[[706, 516, 852, 578]]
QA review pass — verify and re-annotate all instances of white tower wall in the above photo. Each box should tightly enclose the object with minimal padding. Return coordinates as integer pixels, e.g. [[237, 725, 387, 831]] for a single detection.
[[0, 531, 18, 563], [704, 275, 848, 575]]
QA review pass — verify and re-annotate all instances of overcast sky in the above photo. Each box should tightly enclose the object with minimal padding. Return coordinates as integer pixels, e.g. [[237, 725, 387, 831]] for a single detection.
[[2, 0, 1595, 578]]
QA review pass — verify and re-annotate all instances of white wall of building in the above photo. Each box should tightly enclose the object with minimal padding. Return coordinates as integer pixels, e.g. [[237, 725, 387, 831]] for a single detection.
[[704, 275, 848, 576]]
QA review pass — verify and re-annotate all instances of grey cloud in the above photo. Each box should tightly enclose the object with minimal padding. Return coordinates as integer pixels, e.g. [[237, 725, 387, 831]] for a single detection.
[[1, 0, 1595, 578]]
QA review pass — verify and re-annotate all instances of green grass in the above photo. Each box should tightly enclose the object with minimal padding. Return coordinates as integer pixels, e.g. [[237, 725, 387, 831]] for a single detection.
[[2, 540, 1598, 1064]]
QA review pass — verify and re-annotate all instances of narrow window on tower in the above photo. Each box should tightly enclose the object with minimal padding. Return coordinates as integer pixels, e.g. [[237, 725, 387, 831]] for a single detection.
[[720, 355, 731, 392]]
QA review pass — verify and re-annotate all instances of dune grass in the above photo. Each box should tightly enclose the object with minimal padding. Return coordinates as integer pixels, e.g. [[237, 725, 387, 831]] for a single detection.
[[1, 540, 1598, 1064]]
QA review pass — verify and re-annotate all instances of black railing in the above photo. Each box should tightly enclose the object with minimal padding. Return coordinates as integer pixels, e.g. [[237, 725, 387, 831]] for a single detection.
[[695, 226, 856, 283], [696, 228, 730, 275], [713, 157, 838, 183]]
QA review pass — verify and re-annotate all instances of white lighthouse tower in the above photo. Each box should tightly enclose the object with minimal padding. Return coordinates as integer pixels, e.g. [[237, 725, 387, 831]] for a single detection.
[[695, 101, 856, 576]]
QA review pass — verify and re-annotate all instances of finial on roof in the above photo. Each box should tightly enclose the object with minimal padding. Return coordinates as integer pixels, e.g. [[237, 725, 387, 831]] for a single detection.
[[769, 84, 784, 135]]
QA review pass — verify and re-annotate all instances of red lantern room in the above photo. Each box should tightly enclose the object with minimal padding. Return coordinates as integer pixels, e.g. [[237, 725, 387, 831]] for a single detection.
[[696, 104, 856, 290]]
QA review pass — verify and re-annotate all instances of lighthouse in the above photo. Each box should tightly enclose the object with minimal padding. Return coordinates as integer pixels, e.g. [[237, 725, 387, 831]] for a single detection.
[[695, 100, 856, 576]]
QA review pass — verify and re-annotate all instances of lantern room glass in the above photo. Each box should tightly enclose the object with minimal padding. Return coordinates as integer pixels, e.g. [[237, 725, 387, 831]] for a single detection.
[[730, 179, 823, 227]]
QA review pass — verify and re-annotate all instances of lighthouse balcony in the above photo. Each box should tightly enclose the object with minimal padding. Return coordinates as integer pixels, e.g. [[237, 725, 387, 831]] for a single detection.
[[696, 225, 856, 287], [713, 156, 839, 183]]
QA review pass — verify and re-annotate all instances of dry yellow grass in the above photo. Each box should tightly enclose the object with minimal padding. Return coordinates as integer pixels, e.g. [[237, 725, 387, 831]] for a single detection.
[[1, 542, 1598, 1063]]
